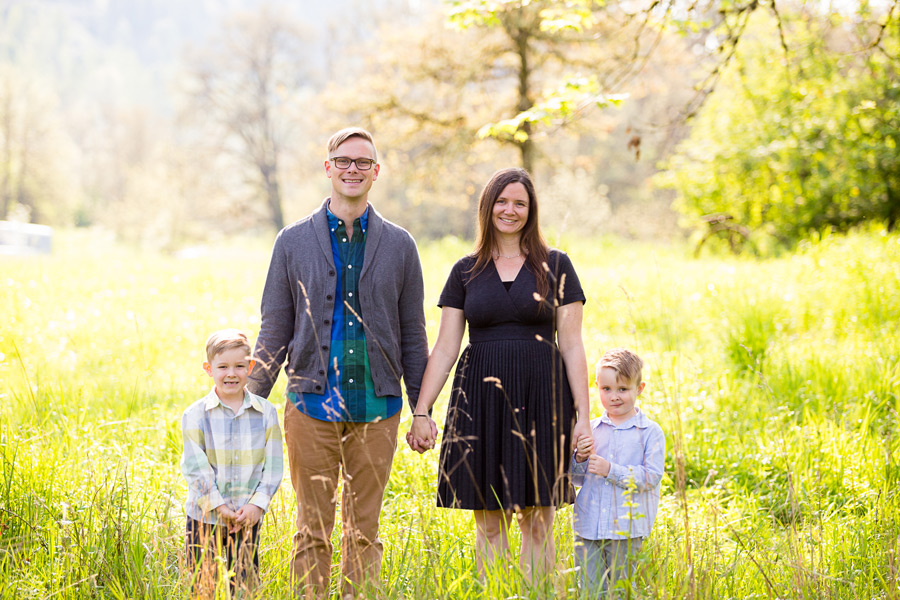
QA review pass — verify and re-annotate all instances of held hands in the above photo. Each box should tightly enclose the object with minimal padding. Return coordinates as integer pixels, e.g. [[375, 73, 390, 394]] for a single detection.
[[215, 505, 239, 533], [215, 503, 261, 533], [406, 415, 438, 454], [574, 434, 595, 462], [235, 504, 262, 529], [573, 418, 592, 454], [573, 431, 611, 477]]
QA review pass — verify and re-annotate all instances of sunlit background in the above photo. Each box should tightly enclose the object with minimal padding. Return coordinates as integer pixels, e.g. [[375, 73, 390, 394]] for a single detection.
[[3, 0, 893, 252], [1, 1, 899, 598]]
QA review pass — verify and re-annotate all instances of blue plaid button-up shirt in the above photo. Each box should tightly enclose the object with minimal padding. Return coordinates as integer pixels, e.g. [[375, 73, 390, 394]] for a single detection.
[[181, 388, 284, 523], [290, 204, 402, 422]]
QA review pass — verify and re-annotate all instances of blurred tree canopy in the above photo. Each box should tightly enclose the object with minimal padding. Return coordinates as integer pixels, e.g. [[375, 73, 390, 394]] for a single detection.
[[2, 0, 898, 250], [658, 6, 900, 252], [179, 4, 315, 231], [441, 0, 629, 173], [0, 65, 75, 224], [322, 0, 697, 239]]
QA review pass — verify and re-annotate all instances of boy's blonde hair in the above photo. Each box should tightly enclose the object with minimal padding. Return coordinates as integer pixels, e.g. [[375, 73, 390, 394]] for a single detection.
[[205, 329, 252, 363], [597, 348, 644, 386], [327, 127, 378, 163]]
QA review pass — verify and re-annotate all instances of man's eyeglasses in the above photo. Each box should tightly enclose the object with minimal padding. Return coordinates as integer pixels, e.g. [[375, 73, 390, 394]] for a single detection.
[[330, 157, 376, 171]]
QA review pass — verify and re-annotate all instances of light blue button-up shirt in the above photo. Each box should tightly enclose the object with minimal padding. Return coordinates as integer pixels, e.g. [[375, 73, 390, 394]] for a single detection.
[[571, 408, 665, 540]]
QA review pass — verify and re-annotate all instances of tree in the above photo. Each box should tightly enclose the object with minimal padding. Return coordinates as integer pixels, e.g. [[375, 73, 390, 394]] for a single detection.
[[657, 8, 900, 250], [0, 65, 75, 224], [320, 2, 686, 238], [180, 4, 313, 232], [447, 0, 900, 162], [426, 0, 637, 173]]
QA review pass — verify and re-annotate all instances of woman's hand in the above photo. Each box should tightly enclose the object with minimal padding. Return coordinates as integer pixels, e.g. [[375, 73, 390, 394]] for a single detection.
[[407, 415, 438, 453]]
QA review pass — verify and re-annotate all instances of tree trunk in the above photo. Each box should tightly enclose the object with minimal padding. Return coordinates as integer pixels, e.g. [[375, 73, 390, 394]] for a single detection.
[[514, 26, 535, 174], [259, 160, 284, 231]]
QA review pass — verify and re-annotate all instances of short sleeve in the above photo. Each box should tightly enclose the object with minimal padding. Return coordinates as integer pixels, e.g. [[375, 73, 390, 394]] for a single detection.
[[437, 258, 469, 309], [550, 250, 586, 306]]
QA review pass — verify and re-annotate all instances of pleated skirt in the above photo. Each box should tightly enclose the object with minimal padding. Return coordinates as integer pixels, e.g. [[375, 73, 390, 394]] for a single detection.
[[436, 339, 576, 511]]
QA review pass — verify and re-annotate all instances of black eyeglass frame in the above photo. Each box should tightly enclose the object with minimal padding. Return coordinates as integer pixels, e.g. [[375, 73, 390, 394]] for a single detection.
[[329, 156, 377, 171]]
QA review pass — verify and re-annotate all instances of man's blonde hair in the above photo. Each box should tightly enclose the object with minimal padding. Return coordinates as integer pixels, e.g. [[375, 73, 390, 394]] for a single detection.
[[205, 329, 252, 363], [597, 348, 644, 386], [326, 127, 378, 163]]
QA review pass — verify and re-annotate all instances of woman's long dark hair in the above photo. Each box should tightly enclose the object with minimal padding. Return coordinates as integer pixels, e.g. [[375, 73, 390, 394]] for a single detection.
[[469, 168, 550, 301]]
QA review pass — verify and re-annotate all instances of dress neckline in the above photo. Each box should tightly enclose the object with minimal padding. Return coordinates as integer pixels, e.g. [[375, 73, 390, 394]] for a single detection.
[[492, 258, 524, 290]]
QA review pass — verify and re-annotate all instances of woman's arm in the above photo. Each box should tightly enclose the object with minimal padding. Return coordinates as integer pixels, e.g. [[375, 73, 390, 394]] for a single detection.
[[407, 306, 466, 452], [557, 301, 592, 446]]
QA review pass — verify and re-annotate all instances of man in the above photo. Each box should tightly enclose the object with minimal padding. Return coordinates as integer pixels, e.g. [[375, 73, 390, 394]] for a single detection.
[[248, 127, 428, 598]]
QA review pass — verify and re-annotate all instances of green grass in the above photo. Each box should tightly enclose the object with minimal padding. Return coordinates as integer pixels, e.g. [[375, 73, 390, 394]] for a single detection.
[[1, 228, 898, 598]]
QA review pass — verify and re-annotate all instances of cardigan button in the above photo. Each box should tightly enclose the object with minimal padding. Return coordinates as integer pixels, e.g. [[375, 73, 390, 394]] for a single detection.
[[324, 319, 330, 325], [315, 385, 322, 391], [328, 270, 335, 276], [326, 295, 333, 301]]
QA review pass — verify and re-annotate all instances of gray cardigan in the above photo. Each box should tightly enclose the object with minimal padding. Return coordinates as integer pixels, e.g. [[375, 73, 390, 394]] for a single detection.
[[248, 200, 428, 409]]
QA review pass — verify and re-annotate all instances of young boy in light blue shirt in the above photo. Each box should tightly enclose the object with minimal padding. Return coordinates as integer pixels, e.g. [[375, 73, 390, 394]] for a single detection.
[[571, 348, 665, 596]]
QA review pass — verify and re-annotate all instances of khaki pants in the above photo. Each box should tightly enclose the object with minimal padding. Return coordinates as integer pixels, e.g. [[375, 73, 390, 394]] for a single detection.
[[284, 401, 400, 598]]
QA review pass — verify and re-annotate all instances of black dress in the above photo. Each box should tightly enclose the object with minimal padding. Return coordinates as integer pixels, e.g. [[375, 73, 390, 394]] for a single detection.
[[436, 249, 586, 511]]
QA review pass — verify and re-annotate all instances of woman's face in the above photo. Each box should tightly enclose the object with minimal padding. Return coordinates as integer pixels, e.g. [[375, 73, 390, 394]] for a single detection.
[[491, 182, 530, 238]]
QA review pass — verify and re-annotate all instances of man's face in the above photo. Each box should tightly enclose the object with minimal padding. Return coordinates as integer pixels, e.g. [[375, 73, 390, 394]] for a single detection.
[[325, 137, 380, 202]]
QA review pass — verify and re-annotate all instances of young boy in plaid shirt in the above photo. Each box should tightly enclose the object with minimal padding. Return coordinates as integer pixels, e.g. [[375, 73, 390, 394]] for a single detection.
[[181, 329, 283, 593]]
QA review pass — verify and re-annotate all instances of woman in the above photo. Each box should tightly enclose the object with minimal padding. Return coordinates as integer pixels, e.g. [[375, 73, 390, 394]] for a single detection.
[[408, 167, 591, 579]]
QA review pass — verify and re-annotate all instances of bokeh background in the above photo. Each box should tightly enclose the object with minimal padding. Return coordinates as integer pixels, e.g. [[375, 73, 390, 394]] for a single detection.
[[1, 2, 899, 599], [3, 0, 895, 251]]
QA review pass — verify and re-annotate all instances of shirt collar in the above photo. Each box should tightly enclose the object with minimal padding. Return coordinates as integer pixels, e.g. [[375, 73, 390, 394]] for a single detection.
[[597, 406, 650, 429], [202, 388, 262, 413], [326, 201, 369, 234]]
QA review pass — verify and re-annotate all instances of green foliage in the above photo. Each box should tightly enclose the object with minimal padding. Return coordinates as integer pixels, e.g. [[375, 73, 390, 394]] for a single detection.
[[441, 0, 628, 170], [658, 10, 900, 250], [1, 229, 899, 597], [447, 0, 601, 32], [476, 77, 627, 142]]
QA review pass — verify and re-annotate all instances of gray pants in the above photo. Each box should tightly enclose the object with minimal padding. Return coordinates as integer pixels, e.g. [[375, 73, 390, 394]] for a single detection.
[[574, 536, 643, 597]]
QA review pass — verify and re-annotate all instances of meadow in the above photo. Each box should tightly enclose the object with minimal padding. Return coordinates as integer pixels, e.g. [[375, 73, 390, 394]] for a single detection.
[[1, 228, 898, 599]]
